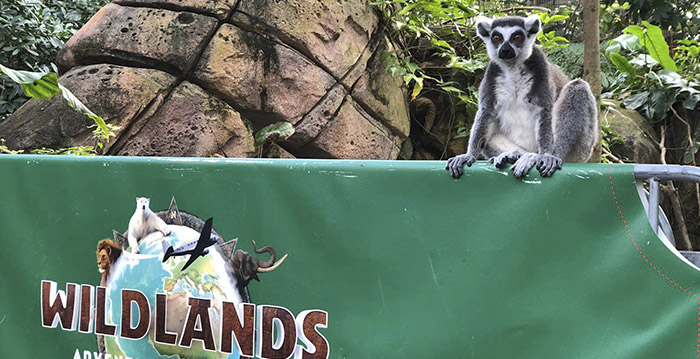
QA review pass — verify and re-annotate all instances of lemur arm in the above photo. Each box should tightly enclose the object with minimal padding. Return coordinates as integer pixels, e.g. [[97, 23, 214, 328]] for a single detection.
[[465, 108, 491, 158], [446, 105, 493, 179], [533, 91, 562, 177], [446, 64, 499, 179], [535, 102, 554, 155]]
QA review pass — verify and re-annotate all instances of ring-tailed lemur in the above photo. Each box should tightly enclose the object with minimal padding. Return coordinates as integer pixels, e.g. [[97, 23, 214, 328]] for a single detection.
[[446, 15, 597, 179]]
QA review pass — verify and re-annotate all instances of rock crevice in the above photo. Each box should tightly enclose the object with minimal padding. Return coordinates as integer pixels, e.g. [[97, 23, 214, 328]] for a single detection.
[[0, 0, 409, 160]]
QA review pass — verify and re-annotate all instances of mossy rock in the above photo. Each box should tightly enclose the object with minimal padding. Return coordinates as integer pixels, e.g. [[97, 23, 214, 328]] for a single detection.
[[0, 0, 409, 159]]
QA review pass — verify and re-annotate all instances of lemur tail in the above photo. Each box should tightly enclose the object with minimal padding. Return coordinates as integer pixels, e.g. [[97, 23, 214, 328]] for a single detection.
[[552, 78, 597, 162]]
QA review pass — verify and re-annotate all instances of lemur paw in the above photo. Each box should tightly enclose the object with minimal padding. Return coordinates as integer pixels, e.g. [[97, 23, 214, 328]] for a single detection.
[[445, 154, 476, 179], [535, 154, 562, 177], [490, 151, 521, 169], [512, 153, 538, 178]]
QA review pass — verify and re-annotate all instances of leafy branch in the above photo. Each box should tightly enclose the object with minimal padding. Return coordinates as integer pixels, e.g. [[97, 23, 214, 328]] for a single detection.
[[0, 63, 113, 141]]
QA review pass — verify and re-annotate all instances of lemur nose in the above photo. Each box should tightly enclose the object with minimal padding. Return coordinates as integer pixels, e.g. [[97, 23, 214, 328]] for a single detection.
[[499, 43, 515, 59]]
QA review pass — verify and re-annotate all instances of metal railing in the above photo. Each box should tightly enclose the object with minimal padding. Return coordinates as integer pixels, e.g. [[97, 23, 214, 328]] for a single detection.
[[634, 164, 700, 268]]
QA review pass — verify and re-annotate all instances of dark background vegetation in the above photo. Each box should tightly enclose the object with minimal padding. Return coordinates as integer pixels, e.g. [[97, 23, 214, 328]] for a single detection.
[[0, 0, 109, 117]]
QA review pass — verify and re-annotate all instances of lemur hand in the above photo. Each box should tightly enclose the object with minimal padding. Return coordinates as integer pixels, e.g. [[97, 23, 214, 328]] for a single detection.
[[511, 153, 538, 178], [446, 154, 476, 179], [490, 150, 522, 169], [536, 154, 562, 177]]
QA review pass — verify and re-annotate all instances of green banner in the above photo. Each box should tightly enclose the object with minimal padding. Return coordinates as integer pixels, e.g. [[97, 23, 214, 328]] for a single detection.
[[0, 156, 699, 358]]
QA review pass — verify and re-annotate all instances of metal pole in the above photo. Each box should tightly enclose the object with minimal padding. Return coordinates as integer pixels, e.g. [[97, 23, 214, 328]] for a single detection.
[[648, 177, 660, 235], [634, 164, 700, 183]]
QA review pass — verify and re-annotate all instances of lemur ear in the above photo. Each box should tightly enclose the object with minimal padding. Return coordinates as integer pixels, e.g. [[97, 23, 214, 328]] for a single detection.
[[524, 15, 541, 35], [475, 17, 492, 39]]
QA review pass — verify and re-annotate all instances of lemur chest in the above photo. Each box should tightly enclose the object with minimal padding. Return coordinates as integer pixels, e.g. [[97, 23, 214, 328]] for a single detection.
[[493, 71, 538, 151]]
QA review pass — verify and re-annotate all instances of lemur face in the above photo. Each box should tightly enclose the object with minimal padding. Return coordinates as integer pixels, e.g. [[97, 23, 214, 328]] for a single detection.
[[476, 15, 541, 64], [136, 197, 150, 211]]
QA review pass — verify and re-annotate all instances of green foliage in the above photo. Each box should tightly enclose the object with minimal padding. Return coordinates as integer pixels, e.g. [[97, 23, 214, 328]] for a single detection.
[[0, 0, 107, 68], [623, 21, 676, 71], [605, 20, 699, 168], [675, 40, 700, 83], [544, 43, 620, 92], [31, 146, 97, 156], [546, 43, 585, 79], [453, 119, 470, 139], [372, 0, 488, 103], [536, 12, 570, 51], [0, 79, 27, 115], [0, 64, 111, 138], [0, 64, 60, 98], [0, 63, 118, 155], [371, 0, 492, 149], [2, 138, 97, 155], [604, 33, 642, 55], [91, 123, 120, 151], [606, 22, 699, 124], [0, 139, 23, 154], [0, 0, 109, 119], [255, 122, 295, 147], [602, 0, 697, 30], [255, 121, 295, 157], [600, 107, 626, 164], [609, 53, 636, 76], [600, 2, 632, 41]]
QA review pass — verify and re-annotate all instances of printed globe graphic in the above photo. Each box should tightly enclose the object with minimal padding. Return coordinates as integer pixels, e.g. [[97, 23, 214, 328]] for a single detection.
[[104, 225, 242, 359]]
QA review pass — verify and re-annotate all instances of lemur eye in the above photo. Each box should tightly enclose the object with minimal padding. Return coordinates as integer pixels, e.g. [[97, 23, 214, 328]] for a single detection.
[[492, 34, 502, 43], [514, 34, 524, 41]]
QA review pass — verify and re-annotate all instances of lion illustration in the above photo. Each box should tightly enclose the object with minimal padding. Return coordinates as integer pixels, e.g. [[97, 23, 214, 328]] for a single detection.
[[96, 239, 122, 286]]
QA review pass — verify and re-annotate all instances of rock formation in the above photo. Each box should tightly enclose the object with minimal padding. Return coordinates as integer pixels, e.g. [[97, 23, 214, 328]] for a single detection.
[[0, 0, 410, 159]]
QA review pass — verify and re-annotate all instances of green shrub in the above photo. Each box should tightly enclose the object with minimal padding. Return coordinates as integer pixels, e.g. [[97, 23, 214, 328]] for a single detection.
[[546, 43, 617, 89], [0, 0, 109, 119]]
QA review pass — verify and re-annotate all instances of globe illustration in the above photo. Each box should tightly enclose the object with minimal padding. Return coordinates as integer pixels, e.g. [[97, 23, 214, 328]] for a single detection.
[[104, 225, 242, 359]]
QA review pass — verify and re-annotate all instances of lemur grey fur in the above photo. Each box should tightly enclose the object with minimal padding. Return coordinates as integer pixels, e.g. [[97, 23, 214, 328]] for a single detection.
[[446, 15, 597, 178]]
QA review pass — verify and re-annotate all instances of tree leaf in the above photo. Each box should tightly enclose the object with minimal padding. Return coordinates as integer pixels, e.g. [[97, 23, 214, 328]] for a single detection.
[[546, 14, 569, 23], [58, 83, 109, 137], [629, 54, 658, 67], [430, 38, 452, 50], [440, 86, 462, 94], [624, 25, 644, 39], [605, 34, 641, 55], [683, 93, 700, 110], [682, 141, 700, 164], [0, 63, 111, 139], [411, 76, 423, 99], [609, 53, 637, 76], [657, 69, 685, 88], [621, 91, 649, 110], [0, 64, 60, 99], [648, 88, 676, 122], [255, 122, 295, 146], [625, 22, 676, 70], [640, 21, 677, 71]]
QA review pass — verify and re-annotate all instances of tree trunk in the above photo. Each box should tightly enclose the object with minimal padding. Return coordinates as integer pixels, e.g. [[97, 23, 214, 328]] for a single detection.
[[583, 0, 602, 162]]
